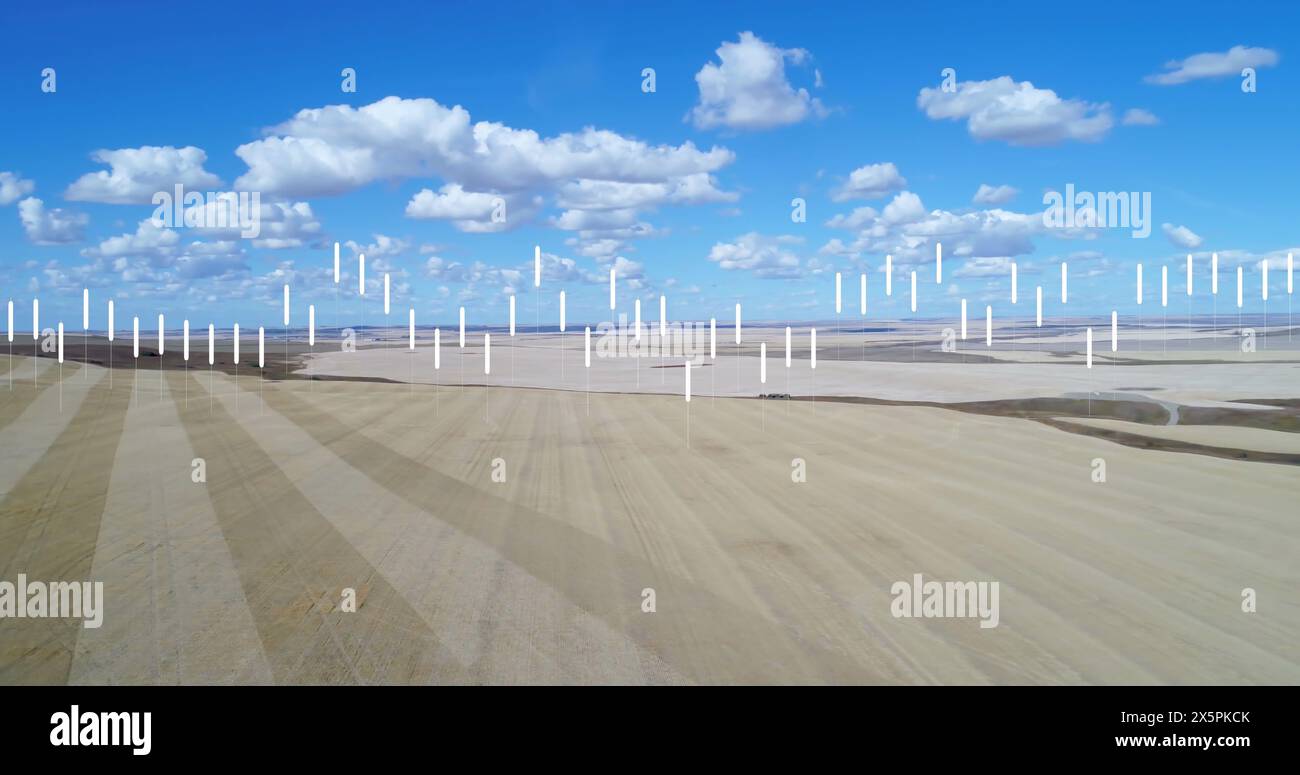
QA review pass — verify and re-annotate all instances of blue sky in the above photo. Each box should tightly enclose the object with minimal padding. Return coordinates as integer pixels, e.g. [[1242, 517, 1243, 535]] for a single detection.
[[1, 0, 1297, 332]]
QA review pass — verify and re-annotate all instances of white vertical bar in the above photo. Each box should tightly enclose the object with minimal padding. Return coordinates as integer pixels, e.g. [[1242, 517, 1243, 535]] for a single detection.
[[859, 273, 866, 315], [358, 254, 365, 295], [333, 242, 340, 283], [107, 300, 114, 341], [559, 291, 566, 332], [1011, 262, 1018, 304], [1289, 253, 1294, 294], [886, 255, 893, 296], [1137, 263, 1143, 304], [609, 267, 616, 310], [910, 271, 916, 313], [835, 272, 842, 314], [1035, 287, 1042, 327], [1086, 328, 1093, 368], [134, 317, 140, 358], [1061, 262, 1068, 303], [584, 327, 591, 367], [985, 306, 992, 346], [1111, 311, 1118, 352], [1262, 259, 1269, 300], [935, 241, 943, 283], [534, 245, 542, 287], [659, 295, 666, 338], [308, 305, 315, 346], [208, 324, 214, 365], [709, 318, 716, 358], [7, 300, 13, 342], [1186, 254, 1193, 296], [635, 299, 641, 340], [32, 299, 39, 340], [183, 320, 190, 361], [684, 359, 691, 402], [960, 299, 967, 340], [484, 333, 490, 374], [734, 303, 742, 344], [57, 323, 63, 363], [383, 274, 390, 315], [760, 342, 766, 384], [258, 327, 265, 368], [232, 323, 238, 363], [459, 307, 465, 348], [82, 289, 89, 330], [409, 308, 415, 350], [284, 284, 290, 325], [810, 328, 816, 369], [158, 314, 165, 354], [1161, 265, 1168, 307], [1237, 266, 1243, 308], [509, 295, 516, 336], [1212, 252, 1219, 294], [434, 328, 441, 369], [785, 326, 791, 366]]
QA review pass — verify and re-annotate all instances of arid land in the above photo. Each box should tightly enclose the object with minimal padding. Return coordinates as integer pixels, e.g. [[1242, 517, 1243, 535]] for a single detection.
[[1, 318, 1297, 684]]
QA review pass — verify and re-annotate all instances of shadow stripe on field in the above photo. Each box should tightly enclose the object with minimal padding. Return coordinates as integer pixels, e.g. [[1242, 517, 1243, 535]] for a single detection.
[[0, 359, 69, 434], [248, 380, 885, 684], [68, 370, 277, 685], [0, 367, 130, 685], [171, 371, 470, 685], [0, 363, 98, 504]]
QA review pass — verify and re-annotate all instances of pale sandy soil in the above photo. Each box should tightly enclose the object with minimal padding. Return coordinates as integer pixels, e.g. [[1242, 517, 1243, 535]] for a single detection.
[[1, 355, 1296, 684], [299, 328, 1300, 408]]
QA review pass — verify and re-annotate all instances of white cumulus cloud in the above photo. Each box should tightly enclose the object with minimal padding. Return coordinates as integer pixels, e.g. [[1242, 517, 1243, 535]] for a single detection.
[[234, 95, 731, 253], [1162, 222, 1203, 249], [344, 234, 410, 260], [973, 184, 1019, 205], [235, 96, 732, 198], [83, 218, 180, 260], [832, 163, 907, 202], [0, 172, 36, 205], [555, 173, 735, 211], [917, 76, 1113, 146], [405, 184, 542, 233], [1144, 46, 1279, 86], [707, 233, 817, 279], [1122, 108, 1160, 126], [821, 190, 1061, 271], [65, 146, 222, 204], [688, 32, 826, 131], [18, 197, 88, 244]]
